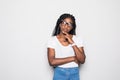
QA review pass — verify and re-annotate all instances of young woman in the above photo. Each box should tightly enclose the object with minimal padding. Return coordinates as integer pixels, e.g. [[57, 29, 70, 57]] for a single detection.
[[47, 13, 86, 80]]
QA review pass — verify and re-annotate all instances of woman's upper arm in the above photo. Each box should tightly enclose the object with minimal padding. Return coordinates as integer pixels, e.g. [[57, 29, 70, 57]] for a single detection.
[[47, 48, 55, 64]]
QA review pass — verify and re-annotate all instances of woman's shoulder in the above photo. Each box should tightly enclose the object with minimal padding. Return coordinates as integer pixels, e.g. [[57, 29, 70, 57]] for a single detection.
[[47, 36, 57, 48], [47, 36, 56, 42], [73, 35, 83, 40], [48, 36, 56, 40], [73, 35, 84, 47]]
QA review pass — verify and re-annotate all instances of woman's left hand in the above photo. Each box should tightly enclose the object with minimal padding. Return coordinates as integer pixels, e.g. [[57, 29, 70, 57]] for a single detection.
[[63, 31, 74, 44]]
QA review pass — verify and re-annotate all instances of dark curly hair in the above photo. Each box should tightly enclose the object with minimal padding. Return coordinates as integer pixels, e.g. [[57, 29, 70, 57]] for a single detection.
[[52, 13, 76, 36]]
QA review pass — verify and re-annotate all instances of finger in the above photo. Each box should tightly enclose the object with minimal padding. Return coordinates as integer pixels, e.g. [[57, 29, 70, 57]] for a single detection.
[[63, 31, 69, 35], [64, 35, 69, 39]]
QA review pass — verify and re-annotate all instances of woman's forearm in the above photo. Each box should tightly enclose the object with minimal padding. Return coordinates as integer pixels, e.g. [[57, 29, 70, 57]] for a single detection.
[[49, 56, 75, 67], [72, 45, 86, 64]]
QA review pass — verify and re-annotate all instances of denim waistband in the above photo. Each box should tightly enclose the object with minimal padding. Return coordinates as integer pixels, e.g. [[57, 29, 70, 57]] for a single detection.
[[55, 67, 79, 69], [53, 66, 80, 80]]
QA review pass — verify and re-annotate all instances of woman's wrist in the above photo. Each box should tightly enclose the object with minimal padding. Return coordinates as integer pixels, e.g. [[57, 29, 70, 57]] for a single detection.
[[71, 56, 76, 61], [71, 43, 76, 46]]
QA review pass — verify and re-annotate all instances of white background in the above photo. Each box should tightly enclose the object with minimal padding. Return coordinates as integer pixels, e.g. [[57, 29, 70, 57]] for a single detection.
[[0, 0, 120, 80]]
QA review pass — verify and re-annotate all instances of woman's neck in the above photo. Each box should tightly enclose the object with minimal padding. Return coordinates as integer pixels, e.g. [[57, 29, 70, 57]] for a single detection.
[[58, 32, 66, 38]]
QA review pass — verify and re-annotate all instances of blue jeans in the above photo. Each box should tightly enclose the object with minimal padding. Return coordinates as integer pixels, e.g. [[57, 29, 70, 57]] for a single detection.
[[53, 67, 80, 80]]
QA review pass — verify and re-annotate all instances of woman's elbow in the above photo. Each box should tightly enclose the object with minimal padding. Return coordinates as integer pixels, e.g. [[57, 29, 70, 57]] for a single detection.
[[49, 62, 54, 66], [80, 60, 85, 64], [80, 57, 86, 64], [49, 60, 56, 66]]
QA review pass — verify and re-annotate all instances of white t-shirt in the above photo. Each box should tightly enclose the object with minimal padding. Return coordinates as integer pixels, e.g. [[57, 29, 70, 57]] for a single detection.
[[47, 35, 84, 68]]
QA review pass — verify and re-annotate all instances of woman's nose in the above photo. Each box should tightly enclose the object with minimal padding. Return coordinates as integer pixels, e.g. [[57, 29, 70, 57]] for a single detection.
[[64, 24, 69, 28]]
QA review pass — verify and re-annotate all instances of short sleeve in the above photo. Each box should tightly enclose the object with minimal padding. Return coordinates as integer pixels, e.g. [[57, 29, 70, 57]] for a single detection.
[[47, 37, 56, 49], [74, 36, 84, 47]]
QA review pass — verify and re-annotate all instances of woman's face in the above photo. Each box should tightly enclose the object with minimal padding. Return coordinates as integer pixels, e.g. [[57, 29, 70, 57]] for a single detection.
[[60, 18, 73, 33]]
